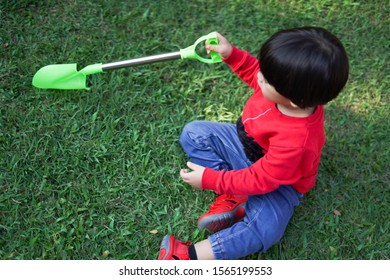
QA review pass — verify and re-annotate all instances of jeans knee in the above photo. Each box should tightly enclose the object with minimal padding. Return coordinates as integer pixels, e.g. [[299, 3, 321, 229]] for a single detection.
[[179, 121, 205, 146]]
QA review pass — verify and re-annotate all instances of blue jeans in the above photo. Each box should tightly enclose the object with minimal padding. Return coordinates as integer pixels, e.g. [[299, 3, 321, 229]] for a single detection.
[[179, 121, 303, 260]]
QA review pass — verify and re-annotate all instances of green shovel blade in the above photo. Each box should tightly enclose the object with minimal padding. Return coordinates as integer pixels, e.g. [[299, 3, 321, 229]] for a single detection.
[[32, 63, 103, 90]]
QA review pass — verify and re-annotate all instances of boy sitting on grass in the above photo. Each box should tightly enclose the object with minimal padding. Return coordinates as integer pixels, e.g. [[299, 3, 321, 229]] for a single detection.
[[159, 27, 349, 260]]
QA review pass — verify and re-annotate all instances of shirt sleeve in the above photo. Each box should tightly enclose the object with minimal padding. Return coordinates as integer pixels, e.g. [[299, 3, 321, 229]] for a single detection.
[[223, 46, 260, 89], [202, 145, 318, 195]]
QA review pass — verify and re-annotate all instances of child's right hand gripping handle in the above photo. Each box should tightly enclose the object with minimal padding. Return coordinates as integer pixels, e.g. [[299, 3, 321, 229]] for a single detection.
[[206, 36, 223, 63]]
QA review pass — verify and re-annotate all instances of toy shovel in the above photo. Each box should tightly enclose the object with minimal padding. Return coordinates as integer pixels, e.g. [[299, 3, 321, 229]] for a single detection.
[[32, 33, 222, 90]]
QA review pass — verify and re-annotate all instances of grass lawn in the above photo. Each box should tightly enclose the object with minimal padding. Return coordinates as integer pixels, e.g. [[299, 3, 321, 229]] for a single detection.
[[1, 0, 389, 260]]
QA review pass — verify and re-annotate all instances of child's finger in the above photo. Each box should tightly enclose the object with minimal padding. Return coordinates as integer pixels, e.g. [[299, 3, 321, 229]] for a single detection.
[[205, 43, 218, 53], [180, 169, 192, 181], [180, 169, 188, 177], [186, 161, 200, 171]]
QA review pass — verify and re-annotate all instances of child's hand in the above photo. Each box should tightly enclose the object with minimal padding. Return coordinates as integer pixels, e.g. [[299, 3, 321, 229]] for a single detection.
[[206, 32, 233, 58], [180, 161, 205, 190]]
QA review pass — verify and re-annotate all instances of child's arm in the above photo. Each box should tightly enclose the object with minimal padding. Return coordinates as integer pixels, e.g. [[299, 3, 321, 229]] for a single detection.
[[201, 146, 319, 195], [207, 32, 259, 89]]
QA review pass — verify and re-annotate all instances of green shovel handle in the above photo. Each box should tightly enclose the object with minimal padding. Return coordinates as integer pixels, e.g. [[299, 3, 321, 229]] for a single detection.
[[180, 32, 222, 63]]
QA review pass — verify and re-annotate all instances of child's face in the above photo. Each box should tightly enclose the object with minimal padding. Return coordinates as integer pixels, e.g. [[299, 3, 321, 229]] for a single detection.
[[257, 71, 291, 106]]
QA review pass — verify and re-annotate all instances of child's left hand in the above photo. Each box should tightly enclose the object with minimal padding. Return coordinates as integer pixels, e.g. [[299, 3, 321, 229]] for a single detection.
[[180, 161, 205, 190]]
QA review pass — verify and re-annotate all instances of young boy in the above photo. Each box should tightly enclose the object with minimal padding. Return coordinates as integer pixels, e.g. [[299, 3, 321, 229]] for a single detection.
[[158, 27, 349, 260]]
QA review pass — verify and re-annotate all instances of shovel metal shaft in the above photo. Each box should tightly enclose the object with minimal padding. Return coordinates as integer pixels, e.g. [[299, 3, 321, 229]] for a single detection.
[[102, 51, 182, 71]]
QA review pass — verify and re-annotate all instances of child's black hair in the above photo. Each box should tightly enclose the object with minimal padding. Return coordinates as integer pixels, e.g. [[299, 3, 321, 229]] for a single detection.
[[258, 27, 349, 108]]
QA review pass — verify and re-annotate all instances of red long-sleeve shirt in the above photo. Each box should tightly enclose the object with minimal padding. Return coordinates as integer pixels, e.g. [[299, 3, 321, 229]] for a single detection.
[[202, 46, 325, 195]]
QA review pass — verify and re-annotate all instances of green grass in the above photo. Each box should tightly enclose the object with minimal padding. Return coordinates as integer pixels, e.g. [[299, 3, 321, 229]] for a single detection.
[[1, 0, 389, 260]]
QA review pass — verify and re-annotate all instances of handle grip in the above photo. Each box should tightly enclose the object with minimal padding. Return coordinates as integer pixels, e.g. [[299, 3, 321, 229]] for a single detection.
[[180, 32, 222, 64]]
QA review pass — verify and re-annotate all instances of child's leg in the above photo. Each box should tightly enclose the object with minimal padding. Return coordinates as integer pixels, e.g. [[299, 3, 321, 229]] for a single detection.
[[194, 239, 215, 260], [179, 120, 250, 232], [204, 186, 303, 259], [179, 120, 252, 171]]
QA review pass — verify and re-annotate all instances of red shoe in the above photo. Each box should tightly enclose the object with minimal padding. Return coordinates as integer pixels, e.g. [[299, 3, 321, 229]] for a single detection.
[[198, 194, 247, 232], [158, 235, 192, 260]]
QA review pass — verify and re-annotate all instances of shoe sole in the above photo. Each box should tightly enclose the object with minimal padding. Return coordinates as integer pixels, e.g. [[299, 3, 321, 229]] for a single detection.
[[198, 204, 246, 232], [159, 235, 172, 260]]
